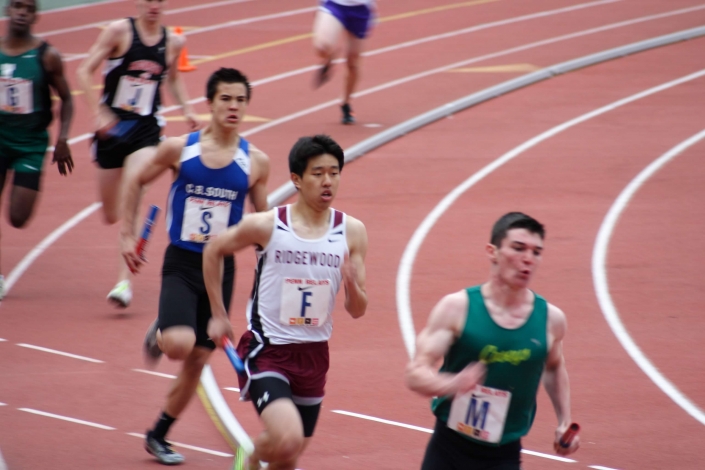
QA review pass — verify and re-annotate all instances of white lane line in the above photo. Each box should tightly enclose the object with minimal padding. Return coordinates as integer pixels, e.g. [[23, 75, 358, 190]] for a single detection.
[[126, 433, 233, 457], [132, 369, 177, 379], [0, 449, 6, 470], [332, 410, 577, 463], [590, 466, 622, 470], [396, 68, 705, 356], [184, 6, 318, 36], [37, 0, 256, 38], [224, 387, 241, 392], [16, 344, 104, 364], [592, 128, 705, 426], [18, 408, 115, 430], [0, 403, 6, 406], [0, 338, 6, 342], [332, 410, 434, 433], [158, 0, 624, 115], [5, 202, 102, 292], [239, 4, 705, 138]]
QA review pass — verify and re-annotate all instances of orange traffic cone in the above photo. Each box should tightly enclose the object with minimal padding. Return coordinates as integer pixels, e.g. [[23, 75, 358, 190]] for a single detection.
[[174, 26, 196, 72]]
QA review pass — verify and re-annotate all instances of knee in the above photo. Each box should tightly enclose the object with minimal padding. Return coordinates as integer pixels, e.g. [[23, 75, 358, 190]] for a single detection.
[[159, 334, 196, 361], [270, 433, 304, 463], [9, 212, 30, 228], [346, 56, 360, 72]]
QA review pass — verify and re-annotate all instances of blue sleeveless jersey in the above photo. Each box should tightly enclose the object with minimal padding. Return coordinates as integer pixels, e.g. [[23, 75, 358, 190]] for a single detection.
[[166, 131, 250, 253]]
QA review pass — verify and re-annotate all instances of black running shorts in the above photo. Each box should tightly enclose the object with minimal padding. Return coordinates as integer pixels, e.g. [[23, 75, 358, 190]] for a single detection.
[[158, 244, 235, 350], [421, 419, 522, 470], [93, 116, 161, 169]]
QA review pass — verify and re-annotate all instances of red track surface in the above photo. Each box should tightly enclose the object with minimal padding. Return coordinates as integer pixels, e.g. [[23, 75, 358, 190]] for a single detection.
[[1, 0, 704, 469]]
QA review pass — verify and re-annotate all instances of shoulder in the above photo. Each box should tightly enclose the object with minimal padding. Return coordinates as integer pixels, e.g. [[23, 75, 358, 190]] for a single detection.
[[105, 18, 132, 38], [345, 215, 367, 247], [41, 44, 63, 71], [247, 143, 270, 164], [159, 135, 188, 156], [166, 29, 186, 49], [242, 209, 275, 233], [546, 302, 567, 341], [427, 290, 468, 333]]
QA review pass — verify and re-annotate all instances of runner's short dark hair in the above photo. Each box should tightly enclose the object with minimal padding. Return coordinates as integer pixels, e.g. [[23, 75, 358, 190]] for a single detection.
[[206, 68, 251, 102], [491, 212, 545, 247], [288, 135, 344, 177]]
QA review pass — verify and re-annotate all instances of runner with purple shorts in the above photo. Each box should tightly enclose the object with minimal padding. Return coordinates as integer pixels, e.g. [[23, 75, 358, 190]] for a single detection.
[[312, 0, 376, 124]]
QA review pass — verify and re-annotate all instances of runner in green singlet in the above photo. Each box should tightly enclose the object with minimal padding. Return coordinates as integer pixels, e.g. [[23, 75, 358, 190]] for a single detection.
[[0, 0, 74, 300], [406, 212, 579, 469]]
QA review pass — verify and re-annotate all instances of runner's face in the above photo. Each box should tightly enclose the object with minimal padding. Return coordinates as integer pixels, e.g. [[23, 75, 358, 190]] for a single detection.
[[7, 0, 37, 35], [293, 154, 340, 210], [209, 82, 248, 130], [492, 228, 543, 289], [136, 0, 166, 23]]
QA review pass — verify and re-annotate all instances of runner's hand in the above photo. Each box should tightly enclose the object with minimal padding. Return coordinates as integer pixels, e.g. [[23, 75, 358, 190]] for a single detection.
[[208, 315, 233, 343], [121, 233, 144, 274], [184, 112, 201, 131], [451, 362, 486, 396], [554, 424, 580, 455], [52, 138, 74, 175]]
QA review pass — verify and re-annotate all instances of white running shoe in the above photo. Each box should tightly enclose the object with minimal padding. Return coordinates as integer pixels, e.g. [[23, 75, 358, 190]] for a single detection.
[[0, 275, 5, 301], [107, 280, 132, 308]]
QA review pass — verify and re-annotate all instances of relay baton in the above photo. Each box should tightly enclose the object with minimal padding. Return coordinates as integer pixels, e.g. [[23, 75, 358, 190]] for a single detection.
[[223, 337, 245, 374], [135, 205, 160, 261], [559, 423, 580, 448]]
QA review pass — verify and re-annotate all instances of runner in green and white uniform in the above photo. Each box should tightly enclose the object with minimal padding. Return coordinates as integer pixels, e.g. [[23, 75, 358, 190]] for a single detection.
[[406, 212, 579, 469], [0, 0, 74, 300]]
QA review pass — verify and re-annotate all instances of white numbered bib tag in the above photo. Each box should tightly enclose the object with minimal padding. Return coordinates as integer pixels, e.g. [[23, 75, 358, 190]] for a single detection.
[[447, 385, 511, 444], [0, 78, 33, 114], [112, 76, 157, 116], [180, 197, 231, 243], [280, 278, 331, 327]]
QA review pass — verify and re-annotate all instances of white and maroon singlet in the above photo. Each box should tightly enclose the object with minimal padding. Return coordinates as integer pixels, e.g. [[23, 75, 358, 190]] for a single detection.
[[246, 205, 348, 345]]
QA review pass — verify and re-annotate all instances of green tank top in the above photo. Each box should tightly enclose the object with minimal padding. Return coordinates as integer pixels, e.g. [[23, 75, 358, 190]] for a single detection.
[[0, 41, 52, 130], [432, 285, 548, 445]]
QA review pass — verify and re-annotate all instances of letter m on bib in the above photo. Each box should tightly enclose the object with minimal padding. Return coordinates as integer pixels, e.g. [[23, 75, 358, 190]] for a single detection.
[[464, 397, 489, 430]]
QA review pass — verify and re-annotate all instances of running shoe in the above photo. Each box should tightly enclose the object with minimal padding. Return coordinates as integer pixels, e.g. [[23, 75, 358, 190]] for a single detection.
[[107, 280, 132, 308], [341, 103, 355, 125], [143, 319, 163, 367], [313, 61, 332, 88], [0, 275, 5, 301], [144, 431, 185, 465]]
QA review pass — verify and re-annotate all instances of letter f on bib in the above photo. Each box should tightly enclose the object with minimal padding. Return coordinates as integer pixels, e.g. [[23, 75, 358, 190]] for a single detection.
[[301, 291, 312, 317]]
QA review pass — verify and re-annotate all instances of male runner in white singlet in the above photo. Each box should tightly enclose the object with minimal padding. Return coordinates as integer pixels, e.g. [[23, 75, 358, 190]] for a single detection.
[[203, 135, 368, 470]]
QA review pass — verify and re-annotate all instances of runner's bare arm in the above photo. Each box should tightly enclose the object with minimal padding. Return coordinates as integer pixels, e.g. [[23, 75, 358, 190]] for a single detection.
[[247, 145, 270, 212], [342, 216, 367, 318], [543, 304, 578, 455], [120, 136, 185, 273], [406, 291, 486, 397], [164, 33, 199, 130], [44, 46, 74, 175], [76, 20, 127, 130], [203, 212, 274, 338]]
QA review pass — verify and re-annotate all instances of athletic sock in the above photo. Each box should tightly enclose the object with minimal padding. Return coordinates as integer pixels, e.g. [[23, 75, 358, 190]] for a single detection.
[[151, 411, 176, 441]]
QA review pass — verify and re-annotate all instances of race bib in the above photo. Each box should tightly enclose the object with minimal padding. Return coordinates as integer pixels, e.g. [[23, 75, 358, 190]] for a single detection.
[[447, 385, 511, 444], [180, 197, 231, 243], [112, 75, 157, 116], [279, 278, 331, 327], [0, 77, 33, 114]]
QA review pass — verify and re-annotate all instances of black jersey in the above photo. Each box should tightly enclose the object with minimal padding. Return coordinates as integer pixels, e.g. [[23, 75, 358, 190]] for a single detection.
[[102, 18, 167, 120]]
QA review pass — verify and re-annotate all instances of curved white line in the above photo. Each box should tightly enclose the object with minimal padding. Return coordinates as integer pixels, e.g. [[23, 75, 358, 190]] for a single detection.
[[396, 69, 705, 358], [592, 129, 705, 425]]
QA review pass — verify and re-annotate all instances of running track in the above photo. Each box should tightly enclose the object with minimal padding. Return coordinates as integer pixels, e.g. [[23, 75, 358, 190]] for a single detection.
[[0, 0, 703, 468]]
